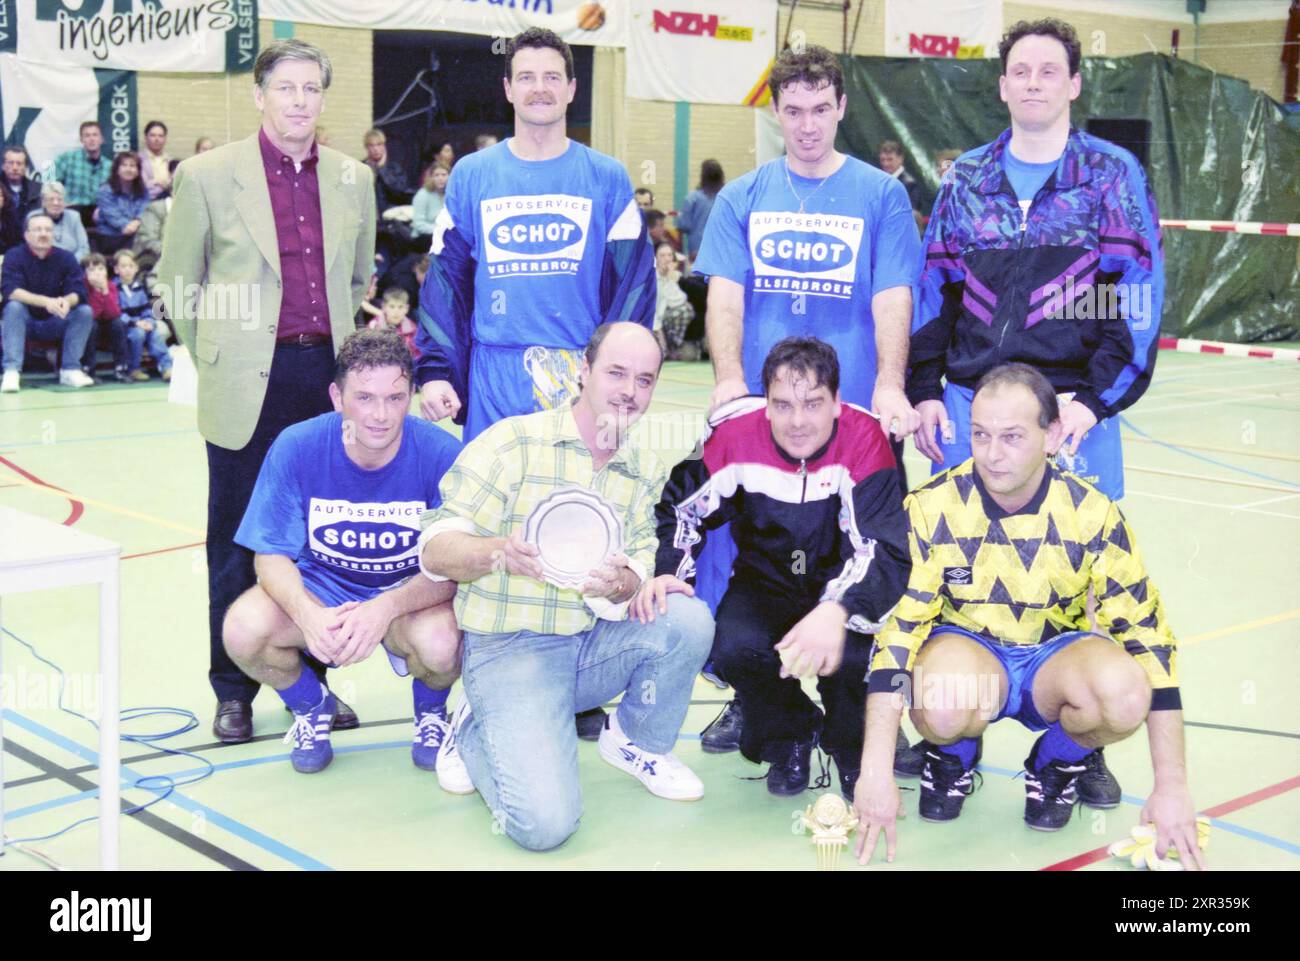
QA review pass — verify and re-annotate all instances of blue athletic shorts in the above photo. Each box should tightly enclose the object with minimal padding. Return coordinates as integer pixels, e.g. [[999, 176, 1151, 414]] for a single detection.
[[930, 381, 1124, 500], [924, 625, 1095, 731]]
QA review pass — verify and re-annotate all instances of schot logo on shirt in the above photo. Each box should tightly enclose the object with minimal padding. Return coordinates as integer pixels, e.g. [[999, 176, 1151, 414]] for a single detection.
[[307, 499, 425, 579], [481, 194, 593, 278], [748, 211, 864, 300]]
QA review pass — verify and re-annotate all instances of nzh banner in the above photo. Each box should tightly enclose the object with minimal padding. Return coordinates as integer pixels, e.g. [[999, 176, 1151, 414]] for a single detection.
[[0, 52, 138, 174], [884, 0, 1001, 59], [626, 0, 776, 105], [2, 0, 258, 73]]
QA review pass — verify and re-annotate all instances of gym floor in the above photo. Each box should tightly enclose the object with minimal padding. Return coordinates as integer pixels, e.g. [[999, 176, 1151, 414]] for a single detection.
[[1, 348, 1297, 870]]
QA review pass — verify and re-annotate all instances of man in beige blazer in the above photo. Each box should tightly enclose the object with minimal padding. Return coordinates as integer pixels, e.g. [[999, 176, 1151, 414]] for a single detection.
[[156, 38, 376, 743]]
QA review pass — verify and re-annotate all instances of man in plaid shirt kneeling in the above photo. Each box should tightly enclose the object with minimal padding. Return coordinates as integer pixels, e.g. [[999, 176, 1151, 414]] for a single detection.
[[417, 322, 715, 851]]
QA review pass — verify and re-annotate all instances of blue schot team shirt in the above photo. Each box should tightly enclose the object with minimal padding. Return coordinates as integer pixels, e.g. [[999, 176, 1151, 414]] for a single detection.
[[236, 413, 463, 607], [692, 155, 921, 409], [415, 139, 653, 440]]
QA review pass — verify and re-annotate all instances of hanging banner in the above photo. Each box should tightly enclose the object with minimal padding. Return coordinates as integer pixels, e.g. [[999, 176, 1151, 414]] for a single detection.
[[0, 53, 138, 174], [626, 0, 776, 104], [884, 0, 1001, 59], [260, 0, 626, 47], [5, 0, 258, 73]]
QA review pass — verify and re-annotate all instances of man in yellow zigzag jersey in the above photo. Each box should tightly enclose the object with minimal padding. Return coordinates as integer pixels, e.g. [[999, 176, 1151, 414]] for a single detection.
[[853, 363, 1203, 867]]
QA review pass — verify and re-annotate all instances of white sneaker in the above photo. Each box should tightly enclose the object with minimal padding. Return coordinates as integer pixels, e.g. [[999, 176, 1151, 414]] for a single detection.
[[598, 711, 704, 801], [435, 697, 476, 796], [1, 369, 18, 393], [58, 368, 94, 389]]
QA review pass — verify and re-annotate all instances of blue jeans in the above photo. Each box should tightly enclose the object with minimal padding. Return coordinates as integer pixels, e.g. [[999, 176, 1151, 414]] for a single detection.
[[126, 321, 171, 371], [1, 300, 94, 372], [457, 593, 714, 851]]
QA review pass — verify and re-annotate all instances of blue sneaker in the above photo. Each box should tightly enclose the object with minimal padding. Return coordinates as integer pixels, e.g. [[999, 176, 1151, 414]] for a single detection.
[[284, 694, 335, 774], [412, 706, 449, 771]]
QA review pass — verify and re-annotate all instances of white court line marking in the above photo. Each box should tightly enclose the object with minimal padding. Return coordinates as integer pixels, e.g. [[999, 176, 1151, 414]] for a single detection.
[[1125, 465, 1299, 493], [1141, 375, 1300, 404], [1233, 492, 1300, 510], [1125, 488, 1300, 521], [1133, 388, 1300, 416], [1152, 358, 1288, 383]]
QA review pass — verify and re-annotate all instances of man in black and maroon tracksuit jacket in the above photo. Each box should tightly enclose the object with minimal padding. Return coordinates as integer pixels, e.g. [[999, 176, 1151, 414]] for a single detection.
[[636, 337, 912, 800]]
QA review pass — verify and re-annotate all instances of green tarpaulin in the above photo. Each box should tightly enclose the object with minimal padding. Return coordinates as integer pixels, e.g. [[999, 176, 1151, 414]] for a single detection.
[[838, 53, 1299, 343]]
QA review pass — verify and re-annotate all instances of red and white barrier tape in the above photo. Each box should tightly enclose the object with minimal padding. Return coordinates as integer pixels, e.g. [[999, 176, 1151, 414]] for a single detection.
[[1160, 219, 1300, 236], [1158, 337, 1300, 361]]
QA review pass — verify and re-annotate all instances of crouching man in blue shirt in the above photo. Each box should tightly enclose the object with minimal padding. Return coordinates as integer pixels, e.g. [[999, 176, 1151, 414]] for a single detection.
[[224, 329, 465, 783]]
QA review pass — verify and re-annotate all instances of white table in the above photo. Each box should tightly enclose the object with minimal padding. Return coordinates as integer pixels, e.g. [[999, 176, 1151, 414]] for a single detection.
[[0, 505, 121, 869]]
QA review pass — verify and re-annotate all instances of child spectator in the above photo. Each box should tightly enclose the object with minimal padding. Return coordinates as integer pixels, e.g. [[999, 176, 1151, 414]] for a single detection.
[[115, 249, 171, 381], [411, 164, 448, 239], [366, 287, 420, 360], [82, 252, 133, 381]]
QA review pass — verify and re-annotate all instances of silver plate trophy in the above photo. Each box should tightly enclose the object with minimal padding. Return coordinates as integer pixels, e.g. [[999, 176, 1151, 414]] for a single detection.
[[522, 486, 623, 590]]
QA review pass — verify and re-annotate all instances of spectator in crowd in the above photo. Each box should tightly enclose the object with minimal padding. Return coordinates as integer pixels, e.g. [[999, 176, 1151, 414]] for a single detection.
[[412, 252, 429, 289], [93, 152, 149, 255], [0, 179, 22, 253], [434, 142, 456, 170], [634, 187, 654, 210], [155, 38, 376, 744], [139, 120, 174, 199], [411, 163, 448, 239], [314, 126, 332, 147], [1, 211, 95, 391], [133, 159, 180, 274], [41, 182, 90, 262], [81, 251, 133, 382], [3, 145, 42, 223], [654, 241, 693, 359], [935, 147, 963, 180], [366, 286, 420, 360], [194, 136, 216, 155], [474, 133, 499, 151], [115, 249, 171, 381], [677, 159, 724, 262], [49, 122, 111, 227], [363, 128, 413, 215], [879, 140, 921, 212], [356, 272, 383, 327], [644, 208, 680, 254]]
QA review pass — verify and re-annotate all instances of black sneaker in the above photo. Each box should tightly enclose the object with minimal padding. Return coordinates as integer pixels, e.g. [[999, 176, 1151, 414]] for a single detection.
[[893, 728, 926, 777], [1023, 738, 1086, 831], [575, 707, 606, 741], [700, 698, 743, 754], [765, 738, 815, 797], [918, 745, 979, 822], [1076, 747, 1122, 809], [899, 734, 982, 778]]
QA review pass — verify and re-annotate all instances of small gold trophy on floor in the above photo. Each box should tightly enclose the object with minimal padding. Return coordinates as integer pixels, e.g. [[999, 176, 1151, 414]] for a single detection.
[[800, 793, 859, 871]]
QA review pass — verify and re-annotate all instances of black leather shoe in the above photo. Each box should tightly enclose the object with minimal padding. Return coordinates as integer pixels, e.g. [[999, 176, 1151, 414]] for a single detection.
[[575, 707, 606, 741], [332, 697, 360, 731], [765, 738, 815, 797], [831, 752, 860, 802], [284, 695, 360, 730], [700, 698, 743, 753], [1076, 747, 1122, 809], [213, 700, 253, 743]]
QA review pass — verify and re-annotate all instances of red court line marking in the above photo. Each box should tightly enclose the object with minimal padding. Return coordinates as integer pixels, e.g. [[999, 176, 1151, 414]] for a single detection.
[[1040, 773, 1300, 871], [0, 453, 84, 526], [121, 540, 206, 561]]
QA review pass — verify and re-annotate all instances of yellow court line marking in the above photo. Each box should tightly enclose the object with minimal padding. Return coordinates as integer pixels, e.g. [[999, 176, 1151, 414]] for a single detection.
[[1181, 609, 1300, 647], [0, 475, 205, 537]]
